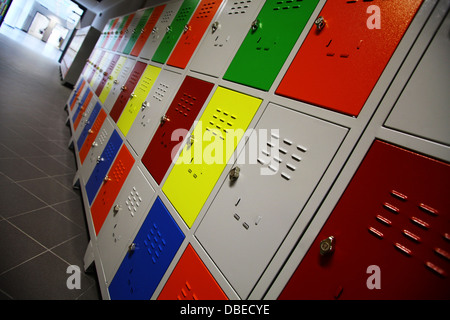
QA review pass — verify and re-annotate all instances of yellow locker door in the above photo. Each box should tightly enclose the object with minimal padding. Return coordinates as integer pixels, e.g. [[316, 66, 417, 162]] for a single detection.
[[98, 56, 128, 104]]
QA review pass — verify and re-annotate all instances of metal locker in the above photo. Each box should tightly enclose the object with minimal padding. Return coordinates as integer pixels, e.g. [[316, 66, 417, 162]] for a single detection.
[[130, 5, 166, 57], [100, 19, 117, 48], [73, 96, 98, 143], [189, 0, 264, 78], [108, 197, 185, 300], [85, 129, 123, 205], [139, 1, 184, 61], [90, 144, 135, 235], [91, 52, 113, 91], [123, 8, 154, 55], [112, 14, 135, 52], [116, 10, 145, 53], [162, 86, 262, 228], [152, 0, 200, 64], [95, 54, 120, 97], [116, 64, 162, 137], [87, 51, 106, 86], [102, 17, 121, 50], [77, 102, 102, 151], [126, 69, 183, 157], [276, 0, 424, 116], [103, 58, 137, 114], [157, 244, 228, 300], [166, 0, 224, 69], [97, 165, 156, 284], [98, 56, 128, 106], [73, 89, 93, 132], [83, 49, 101, 80], [71, 86, 89, 122], [195, 103, 347, 298], [279, 140, 450, 300], [68, 79, 86, 111], [385, 11, 450, 146], [223, 0, 320, 91], [110, 61, 147, 123], [79, 108, 107, 165], [141, 76, 215, 185]]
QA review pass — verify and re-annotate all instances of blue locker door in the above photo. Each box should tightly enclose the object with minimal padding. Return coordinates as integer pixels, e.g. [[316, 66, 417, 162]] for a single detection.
[[77, 102, 102, 151]]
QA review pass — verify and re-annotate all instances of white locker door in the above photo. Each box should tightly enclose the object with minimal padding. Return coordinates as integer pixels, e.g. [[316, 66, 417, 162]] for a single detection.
[[195, 103, 347, 298]]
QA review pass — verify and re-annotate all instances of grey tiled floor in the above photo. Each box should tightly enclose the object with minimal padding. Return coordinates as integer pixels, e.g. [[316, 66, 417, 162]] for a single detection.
[[0, 26, 101, 300]]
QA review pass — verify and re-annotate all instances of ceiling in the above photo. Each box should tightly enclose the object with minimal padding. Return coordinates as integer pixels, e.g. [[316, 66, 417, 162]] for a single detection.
[[74, 0, 128, 14]]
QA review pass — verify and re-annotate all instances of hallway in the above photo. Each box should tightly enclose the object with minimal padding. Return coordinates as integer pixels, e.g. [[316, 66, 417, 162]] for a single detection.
[[0, 26, 101, 300]]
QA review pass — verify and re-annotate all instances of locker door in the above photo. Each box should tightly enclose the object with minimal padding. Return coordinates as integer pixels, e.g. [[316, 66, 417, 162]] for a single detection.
[[123, 8, 154, 55], [162, 87, 262, 228], [83, 49, 101, 80], [130, 5, 166, 57], [90, 145, 135, 235], [100, 19, 117, 48], [276, 0, 424, 116], [73, 89, 93, 131], [189, 0, 264, 78], [166, 0, 224, 69], [279, 141, 450, 300], [152, 0, 200, 64], [117, 10, 145, 53], [97, 165, 156, 284], [110, 61, 147, 123], [73, 96, 97, 143], [79, 108, 107, 165], [139, 1, 184, 61], [223, 0, 320, 91], [99, 56, 128, 106], [95, 54, 120, 97], [68, 79, 86, 111], [117, 65, 161, 136], [91, 52, 113, 91], [141, 76, 214, 185], [126, 70, 183, 157], [108, 197, 185, 300], [77, 102, 102, 151], [112, 14, 135, 52], [103, 17, 122, 50], [195, 103, 347, 298], [85, 130, 123, 205], [157, 244, 228, 300], [87, 51, 106, 85]]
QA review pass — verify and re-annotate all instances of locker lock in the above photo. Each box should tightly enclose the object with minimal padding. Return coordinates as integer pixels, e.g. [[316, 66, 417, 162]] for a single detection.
[[152, 27, 158, 34], [128, 243, 136, 253], [121, 85, 127, 91], [184, 24, 191, 33], [166, 26, 172, 33], [212, 21, 220, 33], [92, 142, 98, 147], [113, 204, 121, 215], [131, 93, 137, 99], [161, 114, 170, 124], [251, 19, 260, 32], [96, 156, 104, 163], [114, 79, 119, 84], [319, 236, 335, 256], [314, 16, 326, 31], [141, 101, 150, 111], [229, 167, 240, 182]]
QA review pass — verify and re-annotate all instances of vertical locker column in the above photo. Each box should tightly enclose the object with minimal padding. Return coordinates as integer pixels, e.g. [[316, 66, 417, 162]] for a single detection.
[[91, 52, 113, 91], [223, 0, 320, 91], [95, 54, 121, 97], [72, 89, 94, 132], [98, 56, 128, 105], [166, 0, 224, 69], [104, 16, 124, 51], [123, 8, 154, 55], [79, 108, 107, 165], [68, 79, 86, 112], [112, 14, 135, 52], [162, 87, 262, 228], [101, 18, 119, 49], [141, 76, 215, 185], [116, 11, 144, 53], [278, 140, 450, 300], [76, 102, 102, 151], [87, 51, 106, 86], [275, 0, 424, 116]]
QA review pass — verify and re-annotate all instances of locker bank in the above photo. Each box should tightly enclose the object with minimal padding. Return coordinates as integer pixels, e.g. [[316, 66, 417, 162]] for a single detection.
[[0, 0, 448, 300]]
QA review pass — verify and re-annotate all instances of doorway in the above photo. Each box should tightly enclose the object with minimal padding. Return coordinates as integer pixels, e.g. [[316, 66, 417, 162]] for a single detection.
[[27, 11, 49, 40]]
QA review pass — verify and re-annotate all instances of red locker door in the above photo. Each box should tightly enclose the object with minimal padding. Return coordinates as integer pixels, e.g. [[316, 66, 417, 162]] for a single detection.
[[157, 244, 228, 300], [90, 145, 135, 235], [276, 0, 423, 116], [166, 0, 224, 69], [141, 76, 214, 185], [279, 140, 450, 300], [130, 5, 166, 57], [109, 61, 147, 123], [95, 54, 121, 97], [79, 109, 107, 165]]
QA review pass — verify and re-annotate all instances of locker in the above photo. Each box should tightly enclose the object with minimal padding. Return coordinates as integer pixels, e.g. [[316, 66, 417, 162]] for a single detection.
[[152, 0, 200, 64], [97, 165, 156, 284], [85, 130, 123, 205], [279, 140, 450, 300], [141, 76, 215, 185], [195, 103, 347, 298], [385, 12, 450, 146], [276, 0, 424, 116], [73, 96, 98, 144], [105, 17, 123, 51], [157, 244, 228, 300], [87, 51, 106, 85], [162, 87, 262, 228], [95, 54, 120, 97], [116, 64, 162, 136], [69, 79, 86, 111], [139, 1, 184, 61], [103, 58, 137, 114], [83, 49, 101, 80], [189, 0, 264, 78], [77, 102, 102, 151], [112, 14, 135, 52], [101, 18, 120, 50], [110, 61, 147, 123], [166, 0, 224, 69], [73, 89, 93, 131], [123, 8, 154, 55], [100, 19, 117, 48], [91, 52, 113, 91], [126, 69, 183, 157], [130, 5, 166, 57], [79, 108, 107, 165], [98, 56, 128, 106], [223, 0, 320, 91], [90, 144, 135, 235], [118, 9, 147, 54], [108, 197, 185, 300]]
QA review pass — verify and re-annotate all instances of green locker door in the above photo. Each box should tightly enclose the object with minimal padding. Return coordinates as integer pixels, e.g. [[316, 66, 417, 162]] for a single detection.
[[151, 0, 200, 64], [123, 7, 154, 55], [223, 0, 320, 91]]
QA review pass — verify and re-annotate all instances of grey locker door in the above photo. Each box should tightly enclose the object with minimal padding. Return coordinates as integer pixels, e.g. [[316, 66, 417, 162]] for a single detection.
[[126, 69, 183, 157], [189, 0, 264, 78], [195, 103, 347, 299], [97, 165, 156, 284]]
